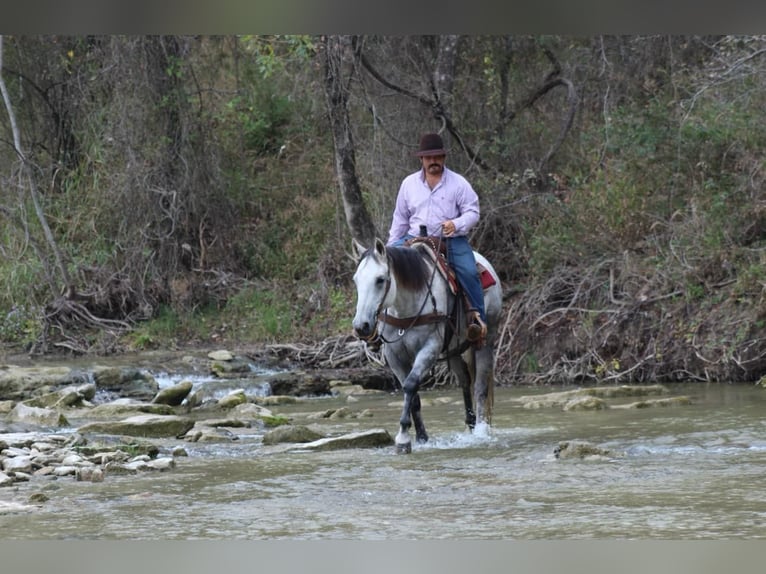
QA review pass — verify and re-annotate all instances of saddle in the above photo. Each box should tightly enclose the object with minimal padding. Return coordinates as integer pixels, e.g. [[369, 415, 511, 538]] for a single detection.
[[405, 236, 496, 294]]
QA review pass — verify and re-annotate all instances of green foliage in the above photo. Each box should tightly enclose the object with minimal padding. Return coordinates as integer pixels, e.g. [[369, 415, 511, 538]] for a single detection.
[[232, 176, 341, 283], [223, 286, 295, 341], [261, 414, 290, 427], [0, 255, 47, 310], [224, 92, 292, 155], [127, 305, 183, 350], [731, 260, 766, 301], [6, 34, 766, 358], [0, 305, 40, 346], [217, 36, 316, 156]]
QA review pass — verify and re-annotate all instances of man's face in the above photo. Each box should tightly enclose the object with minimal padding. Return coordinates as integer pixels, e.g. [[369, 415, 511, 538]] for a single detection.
[[421, 154, 445, 175]]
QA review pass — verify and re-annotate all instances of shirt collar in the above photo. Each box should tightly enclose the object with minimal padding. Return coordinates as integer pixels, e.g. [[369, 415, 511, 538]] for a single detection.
[[419, 166, 449, 185]]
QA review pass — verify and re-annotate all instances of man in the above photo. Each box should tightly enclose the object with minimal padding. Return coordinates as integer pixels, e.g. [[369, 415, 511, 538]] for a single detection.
[[387, 132, 487, 343]]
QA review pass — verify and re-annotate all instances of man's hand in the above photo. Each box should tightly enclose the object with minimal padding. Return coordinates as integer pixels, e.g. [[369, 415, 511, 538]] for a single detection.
[[441, 220, 456, 237]]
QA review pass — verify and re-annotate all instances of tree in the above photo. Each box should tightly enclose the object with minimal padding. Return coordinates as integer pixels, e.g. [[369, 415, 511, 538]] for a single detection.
[[0, 35, 75, 299], [321, 35, 378, 247]]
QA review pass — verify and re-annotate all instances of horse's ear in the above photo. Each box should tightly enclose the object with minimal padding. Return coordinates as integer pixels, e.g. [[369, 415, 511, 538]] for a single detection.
[[374, 237, 387, 258], [352, 238, 368, 259]]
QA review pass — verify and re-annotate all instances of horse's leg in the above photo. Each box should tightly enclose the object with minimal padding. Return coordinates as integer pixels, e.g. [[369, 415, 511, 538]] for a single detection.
[[411, 392, 429, 444], [396, 369, 429, 453], [395, 372, 418, 454], [472, 344, 495, 430], [394, 343, 441, 454], [449, 353, 475, 430]]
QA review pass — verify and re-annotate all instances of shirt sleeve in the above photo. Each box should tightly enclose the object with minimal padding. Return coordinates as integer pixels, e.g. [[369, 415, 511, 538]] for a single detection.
[[387, 183, 411, 245], [451, 177, 480, 236]]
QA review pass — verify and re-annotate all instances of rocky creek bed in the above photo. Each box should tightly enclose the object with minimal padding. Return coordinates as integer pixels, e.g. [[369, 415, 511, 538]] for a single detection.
[[1, 348, 699, 516], [1, 349, 400, 504]]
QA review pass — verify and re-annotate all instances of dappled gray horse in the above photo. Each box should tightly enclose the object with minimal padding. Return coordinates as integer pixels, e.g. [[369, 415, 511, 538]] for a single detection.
[[352, 238, 503, 453]]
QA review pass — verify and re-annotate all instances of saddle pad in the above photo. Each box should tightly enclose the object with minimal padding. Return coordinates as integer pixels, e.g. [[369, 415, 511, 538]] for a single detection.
[[479, 264, 497, 290]]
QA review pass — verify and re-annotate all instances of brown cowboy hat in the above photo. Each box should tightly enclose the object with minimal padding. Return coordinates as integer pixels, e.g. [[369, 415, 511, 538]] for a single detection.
[[414, 133, 447, 157]]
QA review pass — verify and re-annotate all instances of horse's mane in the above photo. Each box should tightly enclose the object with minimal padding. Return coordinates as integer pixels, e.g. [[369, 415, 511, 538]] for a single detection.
[[386, 245, 432, 292]]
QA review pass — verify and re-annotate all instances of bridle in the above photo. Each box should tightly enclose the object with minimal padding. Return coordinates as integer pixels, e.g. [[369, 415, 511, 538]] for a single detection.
[[361, 247, 448, 346]]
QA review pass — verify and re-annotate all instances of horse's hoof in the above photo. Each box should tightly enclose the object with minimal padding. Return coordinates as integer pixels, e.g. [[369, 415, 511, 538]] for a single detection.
[[395, 442, 412, 455], [416, 434, 429, 444]]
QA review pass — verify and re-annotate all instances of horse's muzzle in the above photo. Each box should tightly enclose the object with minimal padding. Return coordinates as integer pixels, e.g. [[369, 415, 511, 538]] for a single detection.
[[353, 319, 378, 342]]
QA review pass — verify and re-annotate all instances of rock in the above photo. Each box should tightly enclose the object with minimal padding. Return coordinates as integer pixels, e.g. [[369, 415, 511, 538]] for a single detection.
[[329, 407, 353, 419], [28, 492, 49, 503], [611, 396, 693, 409], [183, 425, 239, 443], [0, 365, 74, 402], [590, 385, 668, 398], [60, 454, 89, 466], [0, 472, 14, 487], [200, 418, 249, 428], [151, 380, 194, 406], [217, 390, 247, 409], [87, 402, 175, 417], [332, 384, 366, 396], [76, 383, 97, 401], [92, 367, 159, 401], [0, 400, 14, 414], [516, 385, 669, 409], [254, 395, 298, 406], [76, 467, 104, 482], [77, 414, 195, 438], [295, 429, 394, 451], [563, 396, 608, 411], [261, 414, 290, 427], [307, 409, 336, 419], [184, 391, 202, 409], [2, 455, 34, 474], [146, 457, 175, 471], [267, 371, 332, 397], [121, 460, 148, 472], [210, 359, 252, 377], [231, 403, 273, 419], [307, 407, 355, 420], [53, 466, 77, 477], [23, 386, 90, 409], [207, 350, 234, 361], [554, 440, 615, 460], [262, 425, 325, 445], [7, 403, 69, 427]]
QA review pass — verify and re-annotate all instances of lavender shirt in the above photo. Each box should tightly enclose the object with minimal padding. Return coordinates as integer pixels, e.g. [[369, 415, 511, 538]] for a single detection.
[[387, 166, 480, 245]]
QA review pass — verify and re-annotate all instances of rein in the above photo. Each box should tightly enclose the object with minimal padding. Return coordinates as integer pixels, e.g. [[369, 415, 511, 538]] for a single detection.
[[371, 239, 452, 345], [378, 311, 446, 328]]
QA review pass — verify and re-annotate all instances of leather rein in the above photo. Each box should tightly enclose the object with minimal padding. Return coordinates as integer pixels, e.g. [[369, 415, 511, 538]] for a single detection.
[[368, 247, 449, 345]]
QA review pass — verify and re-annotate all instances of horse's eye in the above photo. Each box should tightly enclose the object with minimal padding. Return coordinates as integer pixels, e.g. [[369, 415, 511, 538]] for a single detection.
[[376, 277, 386, 287]]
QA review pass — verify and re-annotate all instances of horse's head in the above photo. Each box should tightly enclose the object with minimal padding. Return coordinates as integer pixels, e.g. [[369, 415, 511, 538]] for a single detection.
[[352, 238, 394, 341]]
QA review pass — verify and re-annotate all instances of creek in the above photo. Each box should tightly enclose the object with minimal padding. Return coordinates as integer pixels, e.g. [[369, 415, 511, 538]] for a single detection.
[[1, 353, 765, 539]]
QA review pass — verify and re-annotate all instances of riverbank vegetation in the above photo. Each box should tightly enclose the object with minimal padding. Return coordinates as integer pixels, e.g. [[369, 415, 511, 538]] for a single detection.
[[2, 35, 766, 385]]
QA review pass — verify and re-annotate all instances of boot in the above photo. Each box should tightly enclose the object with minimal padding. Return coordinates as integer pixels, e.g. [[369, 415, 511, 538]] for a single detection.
[[465, 309, 487, 347]]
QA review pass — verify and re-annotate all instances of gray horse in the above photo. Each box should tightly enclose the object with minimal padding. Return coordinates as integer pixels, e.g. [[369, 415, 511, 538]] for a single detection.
[[352, 237, 503, 453]]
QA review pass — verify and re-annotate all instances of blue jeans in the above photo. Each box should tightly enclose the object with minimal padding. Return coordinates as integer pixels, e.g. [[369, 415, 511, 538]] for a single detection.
[[393, 234, 486, 322]]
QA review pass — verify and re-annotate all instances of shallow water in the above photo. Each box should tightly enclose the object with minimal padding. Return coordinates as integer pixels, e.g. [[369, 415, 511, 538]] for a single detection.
[[1, 382, 765, 539]]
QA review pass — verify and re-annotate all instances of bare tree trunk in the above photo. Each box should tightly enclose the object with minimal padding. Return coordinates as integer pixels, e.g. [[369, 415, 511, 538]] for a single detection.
[[321, 35, 378, 247], [432, 35, 460, 119], [0, 35, 75, 298]]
